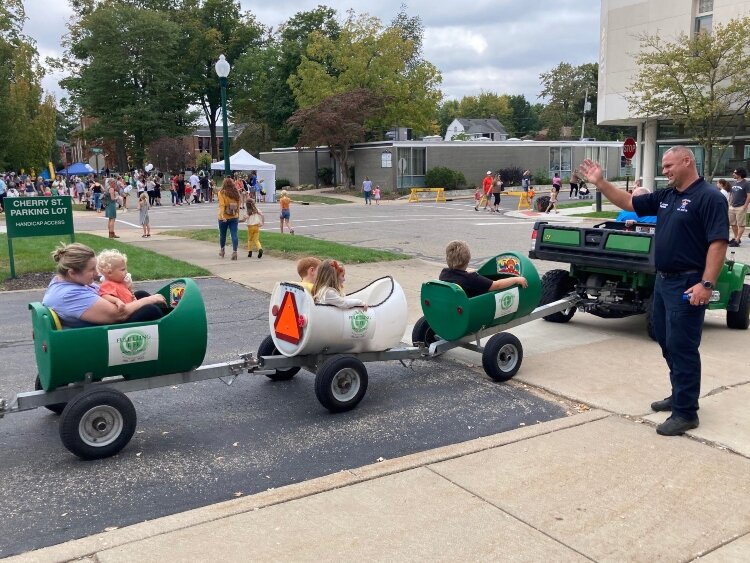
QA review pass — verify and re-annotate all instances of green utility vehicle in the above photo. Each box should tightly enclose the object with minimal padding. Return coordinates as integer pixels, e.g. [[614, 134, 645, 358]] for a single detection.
[[528, 221, 750, 337]]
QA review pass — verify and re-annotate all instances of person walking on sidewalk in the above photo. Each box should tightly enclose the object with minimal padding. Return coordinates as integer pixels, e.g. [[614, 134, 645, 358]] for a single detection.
[[545, 175, 561, 214], [481, 171, 493, 211], [217, 178, 241, 260], [243, 199, 264, 258], [569, 170, 580, 198], [579, 146, 729, 436], [362, 176, 373, 205], [103, 178, 120, 238], [728, 167, 750, 247]]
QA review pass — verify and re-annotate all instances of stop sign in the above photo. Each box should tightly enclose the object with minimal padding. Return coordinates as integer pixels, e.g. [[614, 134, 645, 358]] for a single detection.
[[623, 137, 636, 160]]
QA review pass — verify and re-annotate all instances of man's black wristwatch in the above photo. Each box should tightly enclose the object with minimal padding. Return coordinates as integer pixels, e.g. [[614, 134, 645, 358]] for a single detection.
[[701, 280, 714, 289]]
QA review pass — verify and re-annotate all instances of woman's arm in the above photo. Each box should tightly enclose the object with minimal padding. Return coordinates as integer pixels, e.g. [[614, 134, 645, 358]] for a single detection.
[[80, 294, 167, 324]]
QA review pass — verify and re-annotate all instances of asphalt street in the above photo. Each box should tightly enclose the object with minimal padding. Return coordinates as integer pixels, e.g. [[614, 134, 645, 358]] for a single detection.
[[0, 278, 569, 557], [71, 192, 586, 268]]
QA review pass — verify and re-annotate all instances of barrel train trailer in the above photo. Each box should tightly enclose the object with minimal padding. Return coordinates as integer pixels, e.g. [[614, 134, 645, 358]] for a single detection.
[[0, 255, 577, 460]]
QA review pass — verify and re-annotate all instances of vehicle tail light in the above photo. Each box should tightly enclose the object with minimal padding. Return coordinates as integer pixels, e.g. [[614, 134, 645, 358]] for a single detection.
[[271, 305, 279, 316]]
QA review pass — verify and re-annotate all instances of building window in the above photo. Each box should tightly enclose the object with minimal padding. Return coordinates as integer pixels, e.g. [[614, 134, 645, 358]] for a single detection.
[[396, 147, 426, 188], [694, 0, 712, 35], [381, 150, 392, 168], [549, 147, 572, 176]]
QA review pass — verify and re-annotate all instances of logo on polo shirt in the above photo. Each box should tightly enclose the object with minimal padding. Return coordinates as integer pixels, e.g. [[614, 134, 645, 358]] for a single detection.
[[678, 198, 691, 212]]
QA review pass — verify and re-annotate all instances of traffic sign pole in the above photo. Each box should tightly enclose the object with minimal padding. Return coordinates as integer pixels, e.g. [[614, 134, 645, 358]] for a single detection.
[[623, 138, 637, 193]]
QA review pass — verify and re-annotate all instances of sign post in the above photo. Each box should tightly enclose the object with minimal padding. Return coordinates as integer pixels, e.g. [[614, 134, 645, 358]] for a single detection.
[[623, 137, 637, 193], [5, 196, 75, 278]]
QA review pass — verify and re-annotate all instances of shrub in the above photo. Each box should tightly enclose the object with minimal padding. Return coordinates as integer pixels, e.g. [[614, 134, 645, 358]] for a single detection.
[[276, 178, 291, 189], [424, 166, 467, 190], [497, 166, 524, 187], [317, 167, 333, 186], [533, 168, 551, 185]]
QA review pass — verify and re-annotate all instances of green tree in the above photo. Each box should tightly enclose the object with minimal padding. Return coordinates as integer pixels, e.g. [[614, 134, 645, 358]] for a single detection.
[[436, 99, 460, 137], [60, 3, 194, 168], [289, 9, 442, 137], [177, 0, 266, 160], [626, 17, 750, 179], [0, 2, 56, 171], [287, 88, 385, 190], [233, 6, 340, 148], [506, 94, 540, 138]]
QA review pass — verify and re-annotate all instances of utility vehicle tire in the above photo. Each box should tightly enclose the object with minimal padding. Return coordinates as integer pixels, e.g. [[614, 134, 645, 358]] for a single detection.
[[727, 284, 750, 330], [411, 316, 438, 346], [59, 389, 136, 460], [645, 294, 657, 341], [481, 333, 523, 382], [540, 269, 576, 323], [258, 335, 300, 381], [35, 375, 66, 415], [314, 356, 368, 413]]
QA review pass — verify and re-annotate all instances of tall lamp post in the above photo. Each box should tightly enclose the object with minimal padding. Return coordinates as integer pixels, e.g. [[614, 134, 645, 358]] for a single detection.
[[215, 54, 231, 178]]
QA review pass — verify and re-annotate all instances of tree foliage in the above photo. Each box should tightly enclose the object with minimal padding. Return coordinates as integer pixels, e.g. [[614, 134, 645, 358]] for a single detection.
[[627, 17, 750, 179], [60, 2, 194, 169], [176, 0, 267, 160], [0, 1, 56, 171], [289, 9, 442, 136], [287, 88, 385, 190], [232, 5, 340, 148]]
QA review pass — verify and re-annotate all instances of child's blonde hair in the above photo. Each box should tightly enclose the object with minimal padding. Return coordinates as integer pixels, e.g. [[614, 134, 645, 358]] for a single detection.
[[97, 248, 127, 274], [139, 191, 148, 201], [246, 198, 259, 214], [296, 256, 321, 279], [311, 259, 345, 297], [445, 240, 471, 270]]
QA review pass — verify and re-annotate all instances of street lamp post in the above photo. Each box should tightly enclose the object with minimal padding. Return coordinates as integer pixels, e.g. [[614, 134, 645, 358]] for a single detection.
[[215, 54, 231, 178]]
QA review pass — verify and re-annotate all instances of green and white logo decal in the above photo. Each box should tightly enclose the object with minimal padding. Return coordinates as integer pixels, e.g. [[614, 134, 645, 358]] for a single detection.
[[350, 310, 370, 334], [108, 325, 159, 366], [494, 287, 520, 319], [119, 330, 151, 356]]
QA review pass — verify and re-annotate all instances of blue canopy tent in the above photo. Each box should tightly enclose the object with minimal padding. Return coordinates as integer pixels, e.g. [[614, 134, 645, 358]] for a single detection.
[[59, 162, 95, 176], [39, 169, 51, 180]]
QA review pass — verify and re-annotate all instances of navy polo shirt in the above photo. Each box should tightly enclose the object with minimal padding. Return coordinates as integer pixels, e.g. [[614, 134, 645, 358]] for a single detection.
[[632, 178, 728, 272]]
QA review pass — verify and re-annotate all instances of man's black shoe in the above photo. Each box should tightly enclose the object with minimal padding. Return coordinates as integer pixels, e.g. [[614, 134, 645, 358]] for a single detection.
[[656, 415, 699, 436], [650, 397, 672, 412], [728, 240, 739, 247]]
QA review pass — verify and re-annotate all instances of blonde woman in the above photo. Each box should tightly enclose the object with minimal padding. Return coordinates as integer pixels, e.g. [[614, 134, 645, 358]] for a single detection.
[[217, 178, 241, 260]]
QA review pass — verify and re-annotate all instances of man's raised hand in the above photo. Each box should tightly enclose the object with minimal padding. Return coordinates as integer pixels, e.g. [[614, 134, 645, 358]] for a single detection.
[[579, 159, 604, 184]]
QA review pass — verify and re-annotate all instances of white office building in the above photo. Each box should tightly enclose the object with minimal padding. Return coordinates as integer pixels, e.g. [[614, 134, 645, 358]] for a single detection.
[[598, 0, 750, 184]]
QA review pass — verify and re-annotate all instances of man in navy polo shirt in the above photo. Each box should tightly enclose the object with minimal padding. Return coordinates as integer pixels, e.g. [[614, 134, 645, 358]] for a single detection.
[[580, 147, 729, 436]]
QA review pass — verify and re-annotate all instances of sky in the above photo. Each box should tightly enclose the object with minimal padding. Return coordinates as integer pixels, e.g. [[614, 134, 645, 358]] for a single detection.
[[22, 0, 601, 105]]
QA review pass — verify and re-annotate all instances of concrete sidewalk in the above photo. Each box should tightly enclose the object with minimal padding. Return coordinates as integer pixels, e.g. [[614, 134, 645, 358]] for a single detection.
[[8, 228, 750, 562]]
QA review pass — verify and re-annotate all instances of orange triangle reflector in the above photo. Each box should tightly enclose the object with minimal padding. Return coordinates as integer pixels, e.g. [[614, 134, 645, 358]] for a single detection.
[[274, 291, 302, 344]]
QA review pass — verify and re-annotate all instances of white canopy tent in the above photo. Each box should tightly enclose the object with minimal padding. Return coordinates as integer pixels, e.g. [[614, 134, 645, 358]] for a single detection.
[[211, 149, 277, 201]]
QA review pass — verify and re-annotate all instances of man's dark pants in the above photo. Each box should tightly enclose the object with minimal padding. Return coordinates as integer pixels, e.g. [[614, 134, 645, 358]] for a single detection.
[[652, 272, 706, 421]]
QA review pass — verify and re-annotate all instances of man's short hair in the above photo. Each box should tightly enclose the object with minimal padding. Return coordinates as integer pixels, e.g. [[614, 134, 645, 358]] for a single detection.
[[664, 146, 695, 163], [445, 240, 471, 270], [734, 167, 747, 178], [296, 256, 321, 278]]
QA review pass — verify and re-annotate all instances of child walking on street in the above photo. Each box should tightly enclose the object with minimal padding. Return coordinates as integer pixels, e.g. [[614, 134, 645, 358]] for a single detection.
[[279, 189, 294, 234], [373, 185, 381, 205], [243, 199, 265, 258], [137, 191, 151, 237]]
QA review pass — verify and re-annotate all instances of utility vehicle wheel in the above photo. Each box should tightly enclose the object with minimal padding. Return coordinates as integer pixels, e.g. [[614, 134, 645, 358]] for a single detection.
[[59, 389, 136, 460], [481, 333, 523, 382], [727, 284, 750, 330], [645, 295, 657, 341], [314, 356, 368, 413], [411, 316, 438, 346], [258, 335, 300, 381], [540, 269, 576, 323], [35, 375, 66, 415]]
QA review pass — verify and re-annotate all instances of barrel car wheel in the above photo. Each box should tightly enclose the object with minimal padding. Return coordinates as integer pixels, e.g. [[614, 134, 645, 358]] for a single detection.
[[482, 332, 523, 382], [59, 389, 136, 460], [258, 335, 301, 381], [411, 316, 438, 346], [314, 355, 369, 413]]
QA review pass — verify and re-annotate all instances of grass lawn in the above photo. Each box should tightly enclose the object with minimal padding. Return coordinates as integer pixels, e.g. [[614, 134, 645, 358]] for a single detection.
[[169, 229, 409, 264], [557, 199, 610, 208], [0, 233, 210, 282], [288, 194, 352, 205]]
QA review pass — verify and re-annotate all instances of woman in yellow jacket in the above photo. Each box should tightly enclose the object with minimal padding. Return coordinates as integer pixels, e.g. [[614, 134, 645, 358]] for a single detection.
[[217, 178, 241, 260]]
